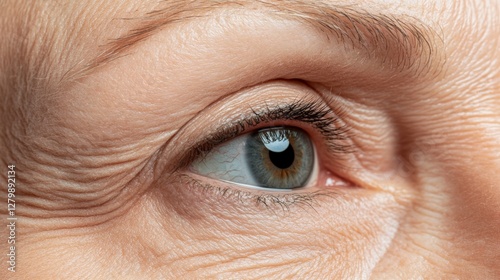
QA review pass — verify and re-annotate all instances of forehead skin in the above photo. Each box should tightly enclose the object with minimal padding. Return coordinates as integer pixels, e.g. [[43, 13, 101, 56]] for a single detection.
[[0, 0, 496, 82], [0, 0, 499, 279], [0, 0, 497, 97]]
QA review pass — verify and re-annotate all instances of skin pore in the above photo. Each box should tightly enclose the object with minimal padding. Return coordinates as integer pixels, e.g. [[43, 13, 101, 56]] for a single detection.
[[0, 0, 499, 279]]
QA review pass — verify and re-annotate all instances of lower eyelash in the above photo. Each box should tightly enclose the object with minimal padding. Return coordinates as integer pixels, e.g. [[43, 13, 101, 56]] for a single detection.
[[179, 174, 339, 213]]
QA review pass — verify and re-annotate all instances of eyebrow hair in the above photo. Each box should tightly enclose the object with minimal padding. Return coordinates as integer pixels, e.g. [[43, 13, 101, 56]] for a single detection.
[[77, 0, 441, 80]]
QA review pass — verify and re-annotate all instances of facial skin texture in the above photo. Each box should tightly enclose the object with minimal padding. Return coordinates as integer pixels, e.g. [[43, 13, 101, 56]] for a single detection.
[[0, 0, 499, 279]]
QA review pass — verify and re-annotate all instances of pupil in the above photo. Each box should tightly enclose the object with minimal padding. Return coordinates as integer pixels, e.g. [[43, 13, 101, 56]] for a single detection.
[[268, 143, 295, 169]]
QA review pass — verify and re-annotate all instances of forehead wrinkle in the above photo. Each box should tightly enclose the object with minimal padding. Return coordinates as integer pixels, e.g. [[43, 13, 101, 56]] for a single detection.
[[71, 0, 442, 83]]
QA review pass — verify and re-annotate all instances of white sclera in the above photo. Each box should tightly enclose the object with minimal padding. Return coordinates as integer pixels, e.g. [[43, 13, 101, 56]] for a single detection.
[[190, 134, 259, 186]]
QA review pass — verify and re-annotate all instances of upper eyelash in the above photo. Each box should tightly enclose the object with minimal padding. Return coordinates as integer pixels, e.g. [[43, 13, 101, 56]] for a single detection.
[[170, 96, 354, 210], [177, 96, 353, 169], [249, 97, 350, 148]]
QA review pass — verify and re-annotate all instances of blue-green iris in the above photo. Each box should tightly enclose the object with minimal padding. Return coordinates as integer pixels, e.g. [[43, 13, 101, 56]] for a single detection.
[[246, 127, 314, 189]]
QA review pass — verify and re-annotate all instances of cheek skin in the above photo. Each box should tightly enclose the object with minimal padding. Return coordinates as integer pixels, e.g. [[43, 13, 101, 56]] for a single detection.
[[86, 187, 406, 279], [14, 188, 404, 279]]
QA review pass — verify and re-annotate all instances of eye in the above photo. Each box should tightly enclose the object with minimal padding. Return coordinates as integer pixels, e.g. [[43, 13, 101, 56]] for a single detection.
[[190, 126, 316, 190]]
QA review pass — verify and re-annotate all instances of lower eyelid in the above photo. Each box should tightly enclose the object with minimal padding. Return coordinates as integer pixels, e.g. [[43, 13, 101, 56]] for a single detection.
[[173, 173, 346, 213], [181, 148, 357, 209]]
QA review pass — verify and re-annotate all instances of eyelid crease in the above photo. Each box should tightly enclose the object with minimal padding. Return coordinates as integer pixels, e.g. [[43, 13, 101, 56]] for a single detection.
[[176, 96, 353, 171]]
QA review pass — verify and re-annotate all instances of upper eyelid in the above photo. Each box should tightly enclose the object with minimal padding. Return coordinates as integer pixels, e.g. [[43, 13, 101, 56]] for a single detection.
[[176, 96, 353, 171]]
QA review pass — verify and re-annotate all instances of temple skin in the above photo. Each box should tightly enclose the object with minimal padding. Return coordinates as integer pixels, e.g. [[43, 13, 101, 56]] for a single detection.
[[0, 0, 499, 279]]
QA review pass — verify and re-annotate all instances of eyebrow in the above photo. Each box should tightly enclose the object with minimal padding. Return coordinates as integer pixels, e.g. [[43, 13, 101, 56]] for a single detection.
[[78, 0, 441, 80]]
